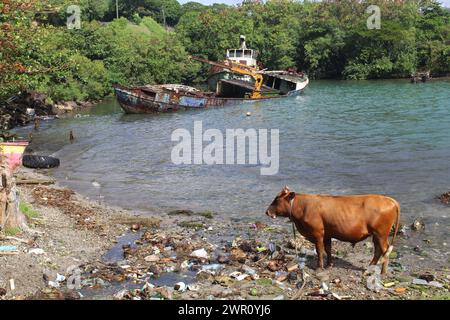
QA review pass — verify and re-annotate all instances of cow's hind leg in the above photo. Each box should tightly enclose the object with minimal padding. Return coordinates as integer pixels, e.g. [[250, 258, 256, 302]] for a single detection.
[[324, 238, 333, 268], [371, 235, 390, 275], [314, 238, 325, 270], [378, 237, 391, 275], [369, 237, 382, 266]]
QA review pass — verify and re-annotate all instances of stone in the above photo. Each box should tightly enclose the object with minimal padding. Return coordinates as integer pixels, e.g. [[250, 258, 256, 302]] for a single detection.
[[144, 255, 160, 262]]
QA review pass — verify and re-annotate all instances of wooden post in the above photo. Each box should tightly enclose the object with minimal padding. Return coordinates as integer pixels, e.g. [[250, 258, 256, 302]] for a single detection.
[[0, 155, 27, 232]]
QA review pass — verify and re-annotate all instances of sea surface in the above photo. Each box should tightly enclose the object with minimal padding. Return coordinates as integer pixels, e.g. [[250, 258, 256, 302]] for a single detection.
[[15, 80, 450, 242]]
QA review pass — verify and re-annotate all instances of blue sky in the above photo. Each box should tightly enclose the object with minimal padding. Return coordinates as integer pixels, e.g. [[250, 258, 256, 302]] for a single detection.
[[178, 0, 450, 7]]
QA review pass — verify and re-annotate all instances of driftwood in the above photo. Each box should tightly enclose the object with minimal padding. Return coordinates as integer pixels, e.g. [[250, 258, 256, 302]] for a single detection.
[[16, 178, 55, 185], [0, 155, 28, 232]]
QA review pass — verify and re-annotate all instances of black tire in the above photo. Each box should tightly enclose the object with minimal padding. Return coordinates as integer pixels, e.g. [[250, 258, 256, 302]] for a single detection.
[[22, 155, 60, 169]]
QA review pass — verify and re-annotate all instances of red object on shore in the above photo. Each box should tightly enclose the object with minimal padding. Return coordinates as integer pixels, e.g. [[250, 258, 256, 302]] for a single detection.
[[0, 141, 29, 172]]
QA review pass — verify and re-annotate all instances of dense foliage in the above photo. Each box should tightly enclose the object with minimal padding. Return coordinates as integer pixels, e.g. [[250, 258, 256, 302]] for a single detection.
[[177, 0, 450, 80], [1, 0, 449, 103]]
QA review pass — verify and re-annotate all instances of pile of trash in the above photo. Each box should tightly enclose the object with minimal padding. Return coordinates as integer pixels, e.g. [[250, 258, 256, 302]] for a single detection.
[[76, 224, 364, 300]]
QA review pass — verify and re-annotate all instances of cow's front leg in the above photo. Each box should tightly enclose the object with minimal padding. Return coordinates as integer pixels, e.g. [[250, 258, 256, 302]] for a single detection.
[[324, 238, 333, 268], [314, 239, 325, 270]]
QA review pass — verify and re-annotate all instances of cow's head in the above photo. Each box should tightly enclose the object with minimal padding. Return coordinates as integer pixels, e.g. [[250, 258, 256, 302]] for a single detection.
[[265, 186, 296, 219]]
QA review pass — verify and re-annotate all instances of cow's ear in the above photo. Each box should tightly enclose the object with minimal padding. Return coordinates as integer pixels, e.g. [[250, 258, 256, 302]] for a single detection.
[[287, 192, 296, 201]]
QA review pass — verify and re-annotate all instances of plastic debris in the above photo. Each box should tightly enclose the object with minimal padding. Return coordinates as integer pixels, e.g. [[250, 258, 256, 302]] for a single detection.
[[394, 287, 406, 294], [190, 248, 209, 259], [412, 278, 428, 285], [256, 246, 268, 253], [202, 264, 224, 272], [383, 281, 396, 288], [366, 273, 383, 292], [230, 271, 249, 281], [9, 279, 15, 291], [28, 248, 45, 255], [0, 245, 18, 255], [174, 282, 187, 292]]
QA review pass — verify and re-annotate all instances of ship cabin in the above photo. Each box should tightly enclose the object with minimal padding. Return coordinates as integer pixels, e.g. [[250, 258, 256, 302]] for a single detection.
[[225, 35, 258, 68]]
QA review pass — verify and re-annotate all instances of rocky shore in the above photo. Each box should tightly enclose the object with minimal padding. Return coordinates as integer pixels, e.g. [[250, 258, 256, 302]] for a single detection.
[[0, 91, 99, 131], [0, 168, 448, 300]]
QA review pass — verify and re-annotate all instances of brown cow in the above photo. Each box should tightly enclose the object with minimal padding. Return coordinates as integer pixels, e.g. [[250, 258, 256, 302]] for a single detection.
[[265, 186, 400, 274]]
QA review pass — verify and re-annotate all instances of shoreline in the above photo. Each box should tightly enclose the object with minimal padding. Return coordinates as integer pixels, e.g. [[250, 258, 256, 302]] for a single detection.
[[0, 168, 448, 300]]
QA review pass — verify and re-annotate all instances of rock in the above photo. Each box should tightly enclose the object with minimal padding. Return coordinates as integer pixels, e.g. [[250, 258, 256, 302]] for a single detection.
[[144, 255, 160, 262], [239, 241, 254, 253], [288, 272, 298, 284], [275, 271, 288, 282], [196, 270, 214, 282], [286, 262, 298, 272], [299, 247, 316, 256], [411, 218, 425, 231], [190, 248, 209, 260], [214, 275, 234, 286], [148, 265, 161, 275], [428, 281, 444, 288], [242, 265, 257, 276], [418, 274, 434, 282], [217, 254, 230, 264], [0, 287, 6, 296], [267, 260, 281, 272], [438, 191, 450, 205], [230, 247, 247, 263], [187, 284, 199, 291]]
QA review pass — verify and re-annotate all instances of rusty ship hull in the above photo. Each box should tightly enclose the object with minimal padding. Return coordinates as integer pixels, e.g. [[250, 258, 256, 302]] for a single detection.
[[114, 80, 307, 114]]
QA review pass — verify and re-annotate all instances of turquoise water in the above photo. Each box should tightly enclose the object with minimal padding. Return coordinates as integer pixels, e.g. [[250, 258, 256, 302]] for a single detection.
[[17, 80, 450, 238]]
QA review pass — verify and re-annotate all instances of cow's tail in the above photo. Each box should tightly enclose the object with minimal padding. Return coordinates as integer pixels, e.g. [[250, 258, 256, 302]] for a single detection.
[[382, 199, 401, 261]]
